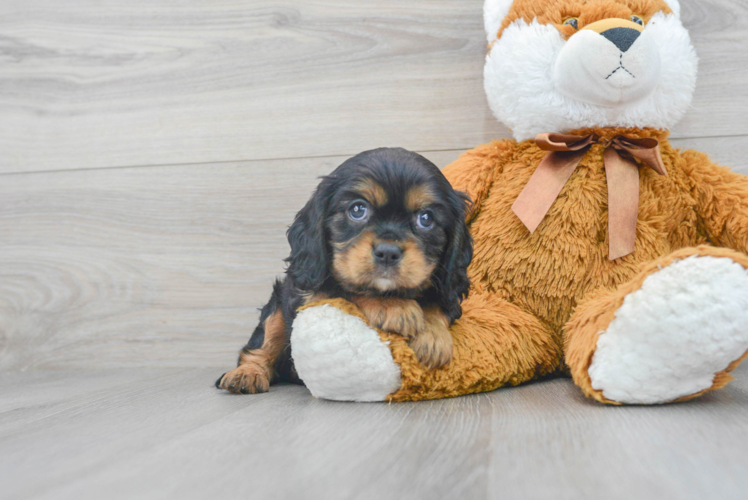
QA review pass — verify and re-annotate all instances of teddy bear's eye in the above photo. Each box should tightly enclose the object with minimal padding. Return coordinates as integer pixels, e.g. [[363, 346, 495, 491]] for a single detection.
[[563, 17, 579, 30], [631, 15, 644, 26]]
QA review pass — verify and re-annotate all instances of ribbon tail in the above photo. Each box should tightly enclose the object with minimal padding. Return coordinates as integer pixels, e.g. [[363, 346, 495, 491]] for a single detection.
[[512, 150, 584, 233], [604, 149, 640, 260], [613, 138, 668, 176]]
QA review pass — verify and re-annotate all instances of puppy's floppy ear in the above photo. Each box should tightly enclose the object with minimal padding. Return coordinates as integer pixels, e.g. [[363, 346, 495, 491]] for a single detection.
[[285, 181, 330, 291], [434, 191, 473, 323]]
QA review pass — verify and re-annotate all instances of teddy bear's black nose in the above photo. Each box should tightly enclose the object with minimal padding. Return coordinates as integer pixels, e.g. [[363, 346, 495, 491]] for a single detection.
[[601, 27, 640, 52]]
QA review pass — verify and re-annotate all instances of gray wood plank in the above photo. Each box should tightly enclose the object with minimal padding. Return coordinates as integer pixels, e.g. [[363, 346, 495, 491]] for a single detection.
[[678, 0, 748, 136], [1, 141, 746, 370], [1, 0, 746, 174], [670, 135, 748, 175], [0, 366, 746, 500]]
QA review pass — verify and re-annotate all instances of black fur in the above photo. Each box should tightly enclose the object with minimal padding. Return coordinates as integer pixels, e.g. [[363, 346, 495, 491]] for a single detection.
[[429, 190, 473, 323], [217, 147, 473, 392], [285, 192, 330, 292]]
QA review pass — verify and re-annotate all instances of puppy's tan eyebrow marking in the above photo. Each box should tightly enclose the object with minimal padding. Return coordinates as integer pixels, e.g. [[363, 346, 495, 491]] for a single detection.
[[354, 178, 388, 207], [405, 184, 437, 212]]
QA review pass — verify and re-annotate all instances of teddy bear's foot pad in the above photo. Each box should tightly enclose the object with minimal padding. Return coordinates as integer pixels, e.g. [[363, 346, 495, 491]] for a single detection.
[[589, 255, 748, 404], [292, 304, 402, 402]]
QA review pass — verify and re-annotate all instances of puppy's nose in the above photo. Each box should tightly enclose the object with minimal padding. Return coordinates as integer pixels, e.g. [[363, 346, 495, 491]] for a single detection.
[[373, 243, 403, 267], [601, 27, 640, 52]]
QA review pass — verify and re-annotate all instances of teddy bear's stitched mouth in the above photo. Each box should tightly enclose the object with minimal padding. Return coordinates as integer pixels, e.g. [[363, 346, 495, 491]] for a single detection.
[[606, 64, 635, 79], [606, 54, 636, 80]]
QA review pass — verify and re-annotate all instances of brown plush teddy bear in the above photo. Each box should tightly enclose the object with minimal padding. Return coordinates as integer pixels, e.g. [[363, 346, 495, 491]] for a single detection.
[[289, 0, 748, 404]]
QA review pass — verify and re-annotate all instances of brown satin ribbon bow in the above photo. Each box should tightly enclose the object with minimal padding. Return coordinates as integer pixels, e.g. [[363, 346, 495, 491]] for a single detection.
[[511, 133, 667, 261]]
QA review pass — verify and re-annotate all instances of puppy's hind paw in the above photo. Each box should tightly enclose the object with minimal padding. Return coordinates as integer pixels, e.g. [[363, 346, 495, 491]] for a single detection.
[[217, 364, 271, 394]]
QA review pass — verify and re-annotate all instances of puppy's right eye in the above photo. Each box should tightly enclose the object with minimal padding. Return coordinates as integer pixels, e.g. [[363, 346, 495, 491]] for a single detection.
[[348, 202, 368, 221]]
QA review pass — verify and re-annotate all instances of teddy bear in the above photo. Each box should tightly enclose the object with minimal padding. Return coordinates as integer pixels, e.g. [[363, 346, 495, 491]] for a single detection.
[[288, 0, 748, 404]]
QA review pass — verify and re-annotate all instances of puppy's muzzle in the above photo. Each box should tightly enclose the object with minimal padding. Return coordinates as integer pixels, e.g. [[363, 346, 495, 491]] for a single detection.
[[373, 242, 403, 267]]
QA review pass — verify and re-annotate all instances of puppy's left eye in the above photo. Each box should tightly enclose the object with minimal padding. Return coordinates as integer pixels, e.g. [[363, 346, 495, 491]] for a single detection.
[[631, 15, 644, 26], [348, 202, 369, 221], [416, 211, 434, 229]]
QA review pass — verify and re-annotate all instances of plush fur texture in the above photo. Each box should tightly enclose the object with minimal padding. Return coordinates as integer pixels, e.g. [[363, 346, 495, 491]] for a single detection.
[[566, 246, 748, 404], [484, 0, 513, 43], [289, 0, 748, 404], [293, 301, 402, 402], [589, 255, 748, 404]]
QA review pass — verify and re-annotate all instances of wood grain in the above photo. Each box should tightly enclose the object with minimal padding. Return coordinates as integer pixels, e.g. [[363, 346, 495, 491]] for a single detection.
[[0, 0, 746, 174], [0, 367, 746, 500], [670, 135, 748, 175]]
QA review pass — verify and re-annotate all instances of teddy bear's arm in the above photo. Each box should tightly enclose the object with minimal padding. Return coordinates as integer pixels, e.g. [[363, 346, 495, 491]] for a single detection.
[[442, 139, 514, 222], [682, 149, 748, 254]]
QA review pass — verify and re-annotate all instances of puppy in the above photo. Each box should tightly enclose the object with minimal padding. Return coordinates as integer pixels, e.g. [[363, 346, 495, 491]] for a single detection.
[[216, 147, 472, 394]]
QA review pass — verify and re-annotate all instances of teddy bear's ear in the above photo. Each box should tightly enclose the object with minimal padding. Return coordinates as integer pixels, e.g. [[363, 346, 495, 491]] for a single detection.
[[484, 0, 513, 44], [663, 0, 681, 18]]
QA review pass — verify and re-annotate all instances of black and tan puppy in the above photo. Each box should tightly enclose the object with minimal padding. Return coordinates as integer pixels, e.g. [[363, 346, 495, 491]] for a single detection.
[[216, 147, 472, 394]]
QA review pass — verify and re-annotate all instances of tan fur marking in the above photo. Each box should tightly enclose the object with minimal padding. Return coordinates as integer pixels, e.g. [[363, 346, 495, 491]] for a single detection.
[[355, 178, 388, 207], [219, 310, 286, 394], [333, 234, 435, 291], [332, 231, 376, 288], [405, 184, 437, 212], [397, 240, 436, 289], [352, 296, 426, 338], [408, 307, 454, 370]]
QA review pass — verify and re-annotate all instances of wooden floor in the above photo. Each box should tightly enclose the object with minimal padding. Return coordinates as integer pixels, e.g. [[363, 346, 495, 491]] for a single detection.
[[1, 365, 747, 500], [1, 1, 748, 498]]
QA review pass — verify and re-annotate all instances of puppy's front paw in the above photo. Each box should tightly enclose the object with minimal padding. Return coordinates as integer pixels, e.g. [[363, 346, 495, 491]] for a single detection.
[[354, 297, 425, 338], [408, 308, 453, 370], [380, 303, 425, 338], [217, 363, 270, 394]]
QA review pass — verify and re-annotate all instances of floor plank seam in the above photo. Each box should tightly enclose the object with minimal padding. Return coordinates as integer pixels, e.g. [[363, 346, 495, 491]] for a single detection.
[[2, 135, 747, 177]]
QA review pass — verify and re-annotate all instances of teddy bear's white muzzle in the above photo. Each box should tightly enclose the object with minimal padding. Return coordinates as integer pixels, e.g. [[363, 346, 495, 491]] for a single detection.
[[554, 24, 661, 107]]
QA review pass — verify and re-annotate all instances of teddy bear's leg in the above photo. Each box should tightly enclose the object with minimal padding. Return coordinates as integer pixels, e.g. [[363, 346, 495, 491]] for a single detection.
[[290, 298, 403, 402], [565, 246, 748, 405], [292, 293, 561, 402]]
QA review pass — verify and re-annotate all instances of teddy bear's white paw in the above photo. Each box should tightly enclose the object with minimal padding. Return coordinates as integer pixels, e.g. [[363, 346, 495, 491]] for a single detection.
[[589, 255, 748, 404], [292, 304, 402, 402]]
